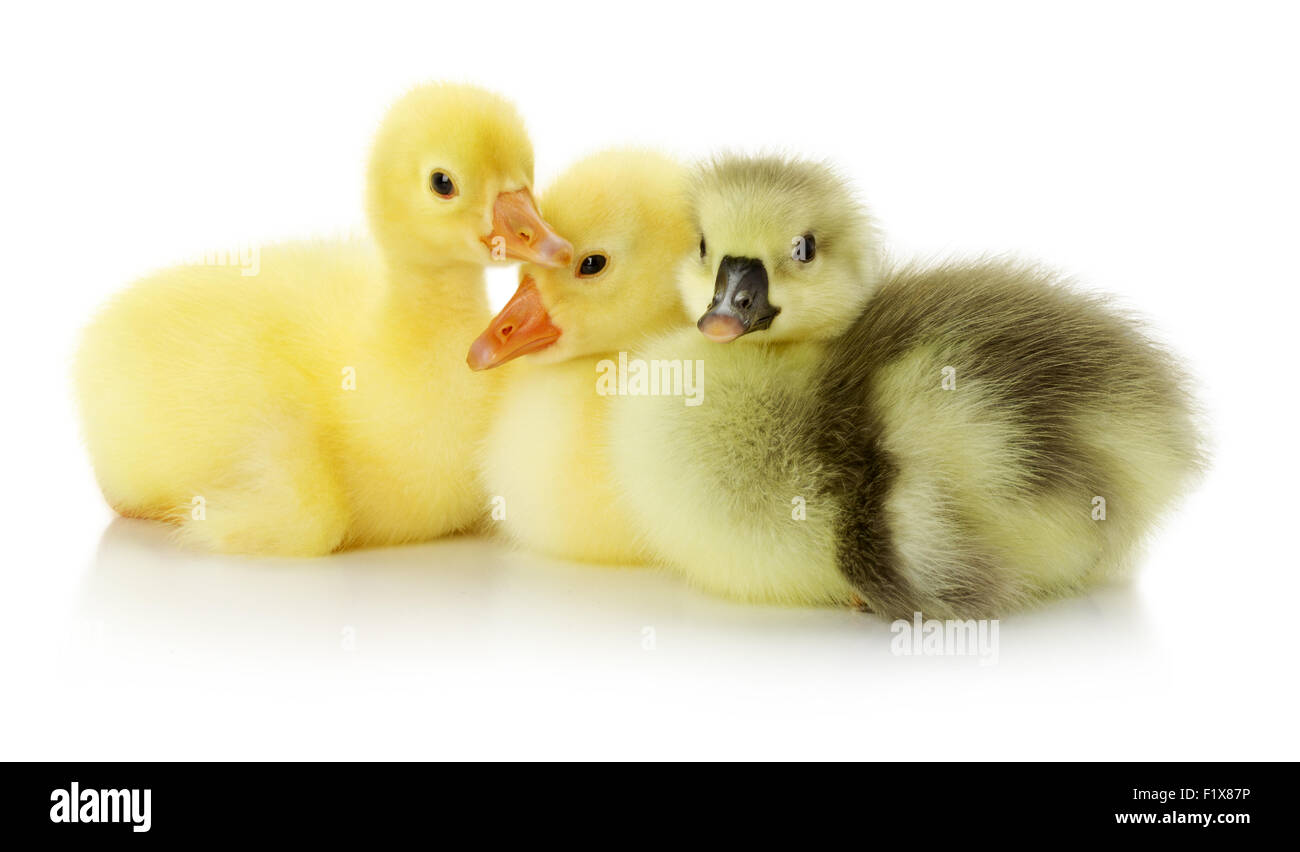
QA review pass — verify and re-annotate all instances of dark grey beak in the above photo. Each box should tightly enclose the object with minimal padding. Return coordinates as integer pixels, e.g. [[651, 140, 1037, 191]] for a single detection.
[[696, 256, 782, 342]]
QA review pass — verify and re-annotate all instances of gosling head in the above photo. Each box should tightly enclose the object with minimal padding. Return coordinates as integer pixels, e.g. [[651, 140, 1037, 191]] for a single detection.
[[467, 150, 695, 370], [366, 83, 572, 270], [684, 155, 881, 344]]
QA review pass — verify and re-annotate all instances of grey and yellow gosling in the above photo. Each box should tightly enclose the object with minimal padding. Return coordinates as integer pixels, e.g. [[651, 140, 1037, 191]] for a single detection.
[[611, 155, 1204, 618]]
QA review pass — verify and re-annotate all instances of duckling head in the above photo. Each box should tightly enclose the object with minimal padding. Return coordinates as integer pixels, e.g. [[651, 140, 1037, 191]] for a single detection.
[[366, 83, 572, 270], [685, 155, 881, 344], [467, 149, 695, 370]]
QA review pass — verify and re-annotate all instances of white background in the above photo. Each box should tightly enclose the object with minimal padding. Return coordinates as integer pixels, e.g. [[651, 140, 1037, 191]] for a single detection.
[[1, 1, 1296, 760]]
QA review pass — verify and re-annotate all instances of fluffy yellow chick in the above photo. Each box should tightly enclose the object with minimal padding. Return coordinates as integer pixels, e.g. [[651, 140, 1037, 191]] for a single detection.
[[76, 84, 572, 556], [612, 155, 1205, 617], [466, 150, 696, 564]]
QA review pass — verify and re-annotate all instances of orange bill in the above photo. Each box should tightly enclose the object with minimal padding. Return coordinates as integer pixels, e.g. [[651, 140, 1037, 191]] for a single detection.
[[467, 277, 561, 371], [482, 189, 573, 267]]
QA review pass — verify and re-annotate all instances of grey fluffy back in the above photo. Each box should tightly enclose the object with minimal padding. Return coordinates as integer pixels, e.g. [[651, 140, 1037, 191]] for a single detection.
[[812, 258, 1205, 617]]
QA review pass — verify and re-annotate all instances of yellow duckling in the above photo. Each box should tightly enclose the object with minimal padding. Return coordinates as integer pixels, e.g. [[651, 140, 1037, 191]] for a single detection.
[[76, 84, 572, 556], [611, 155, 1204, 617], [467, 150, 696, 564]]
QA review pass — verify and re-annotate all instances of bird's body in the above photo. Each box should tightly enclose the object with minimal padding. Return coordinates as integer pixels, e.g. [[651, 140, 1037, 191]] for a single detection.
[[77, 241, 493, 553], [75, 84, 571, 555], [816, 260, 1202, 617], [610, 330, 859, 604], [609, 156, 1204, 617], [613, 261, 1203, 615], [483, 356, 647, 564]]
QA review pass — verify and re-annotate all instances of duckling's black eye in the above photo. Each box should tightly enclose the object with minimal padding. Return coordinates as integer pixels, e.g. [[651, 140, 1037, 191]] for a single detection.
[[699, 236, 706, 258], [430, 171, 457, 198], [577, 253, 609, 278], [792, 233, 816, 263]]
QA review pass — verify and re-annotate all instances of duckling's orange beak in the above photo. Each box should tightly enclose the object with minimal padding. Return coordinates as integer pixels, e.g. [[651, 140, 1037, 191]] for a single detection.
[[467, 277, 562, 371], [482, 189, 573, 268]]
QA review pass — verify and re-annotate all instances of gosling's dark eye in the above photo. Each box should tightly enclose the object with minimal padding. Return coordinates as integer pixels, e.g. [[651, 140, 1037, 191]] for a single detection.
[[792, 233, 816, 263], [430, 171, 456, 198], [699, 236, 706, 258], [577, 253, 608, 278]]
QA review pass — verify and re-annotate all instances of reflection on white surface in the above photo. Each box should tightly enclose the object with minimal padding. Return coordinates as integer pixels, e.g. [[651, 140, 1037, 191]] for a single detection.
[[67, 508, 1170, 738], [80, 517, 1152, 670], [17, 489, 1293, 761], [79, 517, 882, 668]]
